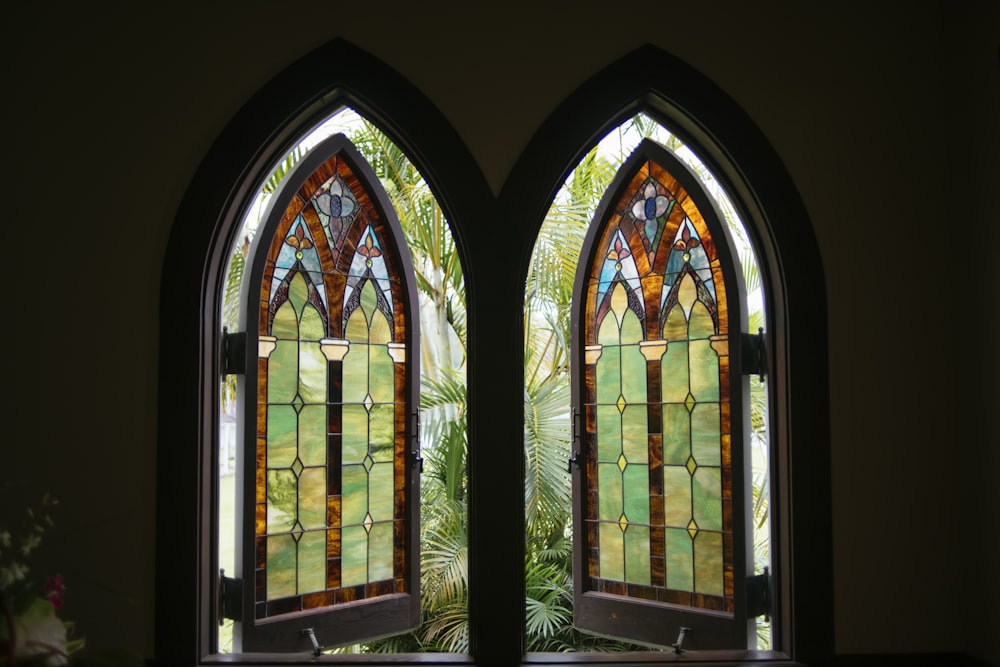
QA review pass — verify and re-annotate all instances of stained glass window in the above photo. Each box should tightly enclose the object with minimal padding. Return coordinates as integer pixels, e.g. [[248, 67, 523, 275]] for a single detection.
[[239, 134, 420, 650], [572, 139, 754, 648]]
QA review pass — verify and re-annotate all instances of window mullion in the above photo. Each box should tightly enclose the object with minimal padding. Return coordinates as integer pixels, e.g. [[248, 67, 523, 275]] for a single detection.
[[466, 268, 525, 664]]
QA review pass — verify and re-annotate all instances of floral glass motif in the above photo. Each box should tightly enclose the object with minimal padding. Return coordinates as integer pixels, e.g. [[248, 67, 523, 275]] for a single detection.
[[583, 158, 733, 613], [256, 153, 409, 620]]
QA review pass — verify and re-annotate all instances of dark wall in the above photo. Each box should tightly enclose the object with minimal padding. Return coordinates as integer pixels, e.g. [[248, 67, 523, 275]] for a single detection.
[[2, 2, 997, 663]]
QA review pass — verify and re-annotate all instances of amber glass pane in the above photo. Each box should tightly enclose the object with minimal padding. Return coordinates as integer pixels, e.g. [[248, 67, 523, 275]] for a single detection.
[[584, 159, 732, 614], [254, 152, 410, 617]]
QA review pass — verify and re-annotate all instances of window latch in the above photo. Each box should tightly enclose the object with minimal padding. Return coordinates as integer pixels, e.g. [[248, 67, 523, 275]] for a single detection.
[[746, 565, 771, 621], [741, 327, 767, 382], [222, 328, 247, 375], [218, 568, 242, 623], [671, 626, 691, 654]]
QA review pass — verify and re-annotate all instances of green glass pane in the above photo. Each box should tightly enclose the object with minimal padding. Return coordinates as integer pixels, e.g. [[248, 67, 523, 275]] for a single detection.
[[298, 341, 326, 403], [360, 281, 379, 324], [661, 341, 689, 403], [267, 340, 298, 403], [369, 404, 395, 462], [341, 525, 368, 587], [596, 405, 622, 462], [693, 531, 724, 596], [619, 308, 643, 345], [689, 338, 719, 402], [622, 464, 650, 524], [691, 403, 721, 466], [298, 405, 327, 466], [688, 300, 715, 339], [662, 304, 688, 342], [299, 467, 327, 529], [368, 522, 394, 581], [267, 404, 298, 468], [345, 305, 369, 343], [621, 404, 648, 464], [599, 522, 624, 582], [297, 530, 327, 595], [342, 343, 368, 403], [664, 527, 693, 591], [266, 534, 296, 600], [368, 462, 394, 522], [272, 300, 299, 340], [663, 466, 692, 527], [341, 405, 368, 463], [369, 308, 391, 345], [692, 467, 722, 532], [267, 469, 297, 532], [300, 302, 326, 341], [595, 346, 621, 404], [662, 403, 691, 464], [620, 344, 647, 404], [341, 465, 368, 525], [287, 273, 309, 317], [597, 463, 623, 521], [597, 312, 619, 346], [368, 344, 394, 402], [624, 525, 651, 586]]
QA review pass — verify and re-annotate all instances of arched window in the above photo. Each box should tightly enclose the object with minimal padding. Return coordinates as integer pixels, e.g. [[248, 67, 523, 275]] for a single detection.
[[231, 134, 421, 650], [158, 41, 831, 666], [570, 138, 756, 648], [511, 47, 832, 660]]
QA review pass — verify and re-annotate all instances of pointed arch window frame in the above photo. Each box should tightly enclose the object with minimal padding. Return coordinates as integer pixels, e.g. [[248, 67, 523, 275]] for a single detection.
[[157, 40, 832, 666], [504, 46, 833, 663]]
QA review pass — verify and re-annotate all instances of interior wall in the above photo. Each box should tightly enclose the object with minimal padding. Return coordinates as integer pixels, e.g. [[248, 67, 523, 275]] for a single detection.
[[2, 2, 997, 663]]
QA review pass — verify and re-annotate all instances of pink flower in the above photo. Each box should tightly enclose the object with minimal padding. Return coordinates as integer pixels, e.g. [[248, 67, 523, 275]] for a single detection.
[[42, 574, 65, 609]]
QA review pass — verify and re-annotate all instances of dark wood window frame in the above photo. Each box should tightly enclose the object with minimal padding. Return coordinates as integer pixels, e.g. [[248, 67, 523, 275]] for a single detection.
[[157, 40, 832, 666]]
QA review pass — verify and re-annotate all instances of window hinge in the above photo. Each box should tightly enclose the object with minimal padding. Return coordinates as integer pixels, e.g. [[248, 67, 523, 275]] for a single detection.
[[222, 328, 247, 375], [746, 565, 771, 621], [568, 408, 581, 473], [411, 411, 423, 472], [741, 328, 767, 382], [218, 569, 243, 623]]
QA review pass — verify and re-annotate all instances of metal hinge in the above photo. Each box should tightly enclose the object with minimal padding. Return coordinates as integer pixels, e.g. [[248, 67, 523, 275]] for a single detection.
[[568, 408, 581, 473], [411, 411, 423, 472], [741, 328, 767, 382], [746, 566, 771, 621], [222, 328, 247, 375], [218, 569, 243, 623]]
